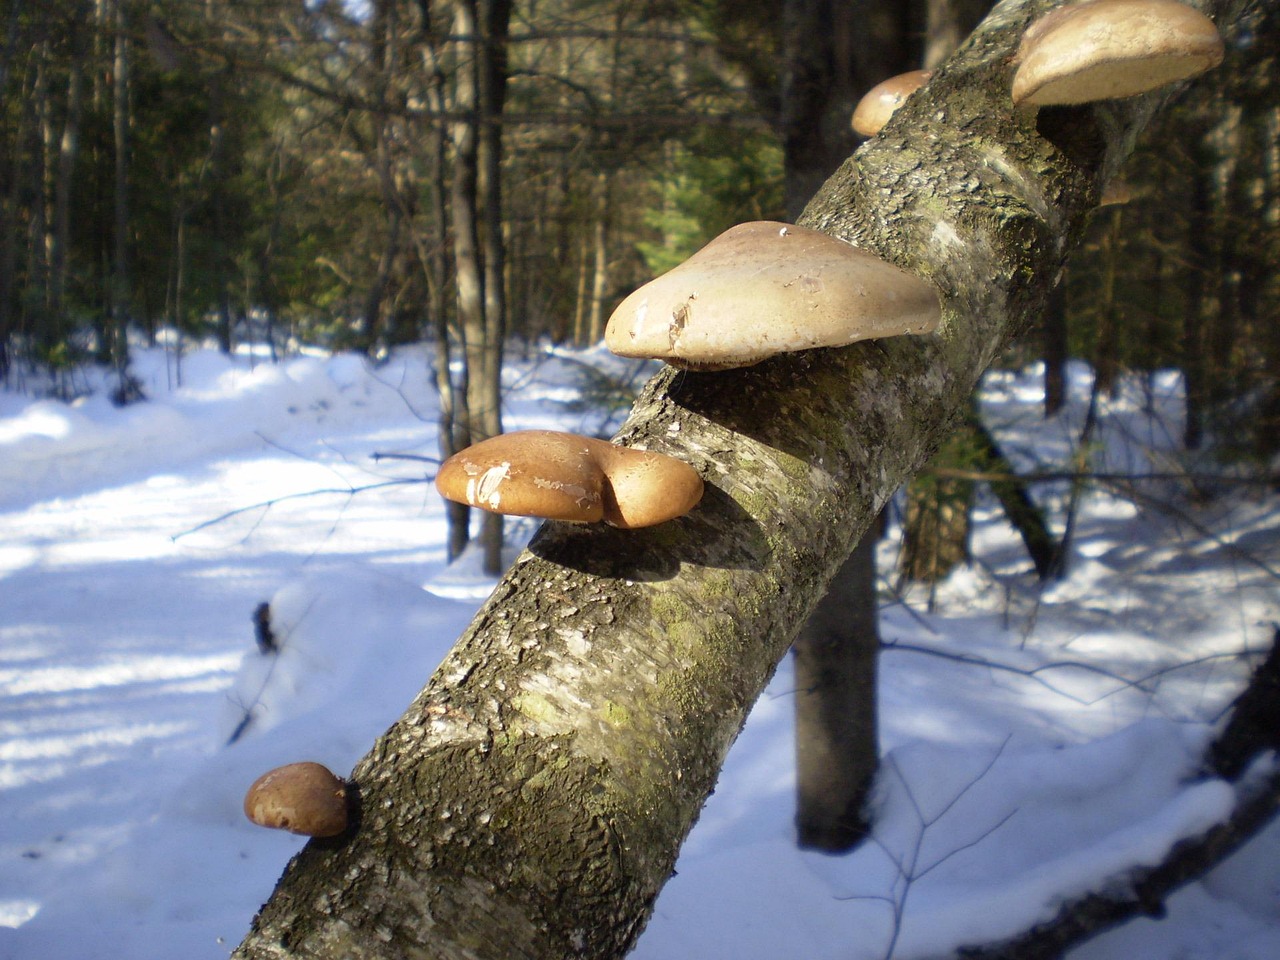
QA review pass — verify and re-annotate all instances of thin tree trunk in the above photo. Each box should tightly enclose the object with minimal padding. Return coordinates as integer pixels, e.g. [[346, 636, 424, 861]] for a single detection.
[[475, 0, 511, 575], [1043, 276, 1068, 416], [110, 0, 130, 378], [968, 415, 1060, 579], [587, 174, 610, 345], [48, 10, 87, 350], [1183, 160, 1211, 450], [1091, 205, 1123, 398], [233, 2, 1254, 956], [450, 0, 496, 570], [572, 230, 590, 346], [414, 11, 471, 561]]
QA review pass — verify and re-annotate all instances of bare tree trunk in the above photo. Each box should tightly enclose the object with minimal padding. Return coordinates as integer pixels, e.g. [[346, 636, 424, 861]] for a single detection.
[[232, 2, 1254, 956], [587, 174, 610, 345], [1092, 205, 1124, 398], [0, 8, 34, 363], [793, 525, 880, 850], [1183, 159, 1211, 450], [476, 0, 511, 574], [780, 0, 902, 853], [413, 8, 471, 561], [47, 7, 87, 350], [110, 0, 131, 382], [1042, 276, 1068, 416], [450, 0, 505, 573], [902, 460, 973, 585], [209, 71, 234, 355]]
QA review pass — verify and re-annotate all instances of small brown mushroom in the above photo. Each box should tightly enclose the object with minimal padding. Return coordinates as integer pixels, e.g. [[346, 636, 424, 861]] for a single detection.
[[604, 221, 941, 369], [851, 70, 931, 137], [1012, 0, 1224, 108], [243, 761, 348, 838], [434, 430, 703, 529]]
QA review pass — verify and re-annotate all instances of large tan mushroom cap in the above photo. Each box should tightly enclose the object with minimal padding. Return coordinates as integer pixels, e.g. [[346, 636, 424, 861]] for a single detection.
[[605, 221, 941, 369], [244, 761, 348, 838], [435, 430, 703, 529], [851, 70, 931, 137], [1012, 0, 1225, 107]]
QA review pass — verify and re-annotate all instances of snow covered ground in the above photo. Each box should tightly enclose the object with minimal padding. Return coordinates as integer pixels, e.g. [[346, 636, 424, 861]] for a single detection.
[[0, 341, 1277, 960]]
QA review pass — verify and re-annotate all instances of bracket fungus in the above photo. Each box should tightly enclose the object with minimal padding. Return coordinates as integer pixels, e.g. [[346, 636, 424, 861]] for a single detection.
[[435, 430, 704, 529], [1012, 0, 1225, 107], [244, 761, 349, 838], [604, 221, 941, 369], [851, 70, 932, 137]]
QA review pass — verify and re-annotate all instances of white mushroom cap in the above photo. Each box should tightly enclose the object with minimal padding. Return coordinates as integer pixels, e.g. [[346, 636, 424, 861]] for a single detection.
[[1012, 0, 1225, 107], [605, 221, 941, 369], [851, 70, 932, 137], [435, 430, 703, 529]]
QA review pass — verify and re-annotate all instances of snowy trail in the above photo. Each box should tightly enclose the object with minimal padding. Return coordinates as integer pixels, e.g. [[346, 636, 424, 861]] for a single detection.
[[0, 346, 1278, 959]]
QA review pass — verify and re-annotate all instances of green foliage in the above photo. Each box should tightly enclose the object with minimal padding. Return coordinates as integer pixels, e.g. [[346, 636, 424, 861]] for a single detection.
[[636, 128, 784, 276]]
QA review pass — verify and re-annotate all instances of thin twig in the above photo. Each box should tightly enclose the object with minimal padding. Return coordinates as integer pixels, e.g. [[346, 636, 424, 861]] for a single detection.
[[171, 478, 424, 540]]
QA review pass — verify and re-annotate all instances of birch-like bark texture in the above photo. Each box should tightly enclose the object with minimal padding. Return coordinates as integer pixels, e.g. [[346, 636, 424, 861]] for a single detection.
[[233, 2, 1250, 957]]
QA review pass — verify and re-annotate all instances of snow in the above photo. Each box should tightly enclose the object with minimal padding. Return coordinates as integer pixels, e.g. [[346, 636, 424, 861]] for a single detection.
[[1, 345, 1278, 959]]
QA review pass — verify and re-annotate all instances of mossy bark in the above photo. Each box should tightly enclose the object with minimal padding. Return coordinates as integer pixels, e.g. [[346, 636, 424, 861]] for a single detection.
[[233, 2, 1249, 957]]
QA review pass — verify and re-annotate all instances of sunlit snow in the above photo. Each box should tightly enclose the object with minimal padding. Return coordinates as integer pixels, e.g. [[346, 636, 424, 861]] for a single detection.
[[0, 342, 1277, 960]]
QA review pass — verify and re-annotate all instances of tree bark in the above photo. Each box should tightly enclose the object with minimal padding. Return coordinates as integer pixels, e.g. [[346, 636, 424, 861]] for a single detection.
[[1042, 274, 1068, 416], [110, 0, 130, 374], [451, 0, 509, 576], [233, 2, 1251, 957], [477, 0, 511, 574], [968, 415, 1060, 580], [793, 531, 881, 850], [47, 4, 87, 349], [782, 0, 913, 854]]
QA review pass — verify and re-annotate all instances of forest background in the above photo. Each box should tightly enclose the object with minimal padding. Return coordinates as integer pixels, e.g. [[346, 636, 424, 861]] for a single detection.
[[5, 0, 1280, 955], [5, 0, 1278, 510]]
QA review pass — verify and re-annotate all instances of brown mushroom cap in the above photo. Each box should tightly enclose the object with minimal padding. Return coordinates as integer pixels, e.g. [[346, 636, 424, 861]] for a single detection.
[[593, 442, 705, 530], [851, 70, 931, 137], [605, 221, 941, 369], [436, 431, 606, 523], [244, 761, 348, 837], [435, 430, 703, 529], [1012, 0, 1225, 107]]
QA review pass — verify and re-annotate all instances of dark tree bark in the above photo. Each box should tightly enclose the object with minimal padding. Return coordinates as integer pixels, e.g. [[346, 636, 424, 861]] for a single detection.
[[412, 6, 472, 562], [1042, 274, 1068, 416], [782, 0, 915, 854], [476, 0, 511, 574], [46, 2, 88, 350], [969, 414, 1060, 579], [110, 0, 131, 374], [233, 2, 1252, 957], [450, 0, 510, 576], [902, 440, 975, 585], [793, 530, 881, 850]]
